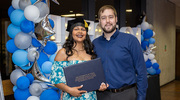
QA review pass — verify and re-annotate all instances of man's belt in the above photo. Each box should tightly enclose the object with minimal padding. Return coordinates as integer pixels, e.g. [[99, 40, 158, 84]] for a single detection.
[[106, 83, 136, 93]]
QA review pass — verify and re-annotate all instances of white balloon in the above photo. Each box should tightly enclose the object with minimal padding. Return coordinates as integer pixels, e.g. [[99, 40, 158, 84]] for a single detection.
[[27, 96, 40, 100], [141, 21, 149, 31], [151, 59, 157, 64], [143, 54, 148, 62], [12, 0, 20, 9], [24, 5, 40, 21], [148, 53, 155, 60], [153, 31, 156, 37], [33, 17, 44, 23]]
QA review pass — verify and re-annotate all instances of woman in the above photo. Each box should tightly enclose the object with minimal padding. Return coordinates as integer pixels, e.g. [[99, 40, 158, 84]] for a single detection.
[[50, 18, 108, 100]]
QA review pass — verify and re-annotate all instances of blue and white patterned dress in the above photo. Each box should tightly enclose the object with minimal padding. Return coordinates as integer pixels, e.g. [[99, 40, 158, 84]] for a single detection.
[[50, 60, 97, 100]]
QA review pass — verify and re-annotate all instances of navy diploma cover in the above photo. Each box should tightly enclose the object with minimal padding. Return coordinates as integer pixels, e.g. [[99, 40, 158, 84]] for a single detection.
[[63, 58, 106, 92]]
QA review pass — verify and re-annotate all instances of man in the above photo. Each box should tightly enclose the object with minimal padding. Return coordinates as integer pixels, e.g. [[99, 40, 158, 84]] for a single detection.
[[93, 5, 148, 100]]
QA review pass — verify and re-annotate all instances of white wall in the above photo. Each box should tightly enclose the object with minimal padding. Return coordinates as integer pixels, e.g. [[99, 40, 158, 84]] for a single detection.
[[146, 0, 176, 86]]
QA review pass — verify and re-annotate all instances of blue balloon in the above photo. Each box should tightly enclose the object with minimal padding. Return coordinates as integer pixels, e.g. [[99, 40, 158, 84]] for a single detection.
[[8, 6, 15, 17], [42, 61, 52, 74], [49, 54, 56, 63], [147, 68, 156, 75], [30, 0, 37, 4], [16, 76, 30, 90], [40, 89, 59, 100], [141, 35, 144, 42], [37, 52, 49, 67], [10, 9, 26, 26], [156, 69, 161, 74], [6, 39, 19, 53], [141, 41, 149, 50], [152, 63, 159, 70], [143, 29, 153, 39], [12, 50, 29, 67], [7, 23, 21, 38], [49, 18, 54, 28], [44, 41, 57, 55], [26, 73, 34, 84], [20, 64, 32, 70], [149, 38, 155, 44], [14, 88, 31, 100], [20, 19, 35, 33], [13, 86, 17, 92], [145, 60, 152, 68], [32, 38, 42, 47]]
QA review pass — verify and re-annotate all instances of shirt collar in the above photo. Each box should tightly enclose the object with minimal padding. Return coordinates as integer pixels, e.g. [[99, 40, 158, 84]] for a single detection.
[[102, 28, 119, 40]]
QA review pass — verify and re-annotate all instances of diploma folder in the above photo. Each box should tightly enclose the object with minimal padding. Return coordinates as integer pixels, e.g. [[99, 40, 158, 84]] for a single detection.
[[63, 58, 106, 92]]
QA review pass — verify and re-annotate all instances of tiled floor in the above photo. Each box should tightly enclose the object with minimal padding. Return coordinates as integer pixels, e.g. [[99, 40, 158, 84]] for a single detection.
[[161, 80, 180, 100]]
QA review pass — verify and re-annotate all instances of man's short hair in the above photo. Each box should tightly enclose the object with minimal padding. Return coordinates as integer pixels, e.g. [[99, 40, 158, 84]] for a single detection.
[[98, 5, 117, 19]]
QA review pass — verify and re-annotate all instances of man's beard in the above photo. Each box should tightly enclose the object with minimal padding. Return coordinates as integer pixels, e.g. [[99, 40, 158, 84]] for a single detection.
[[102, 24, 116, 33]]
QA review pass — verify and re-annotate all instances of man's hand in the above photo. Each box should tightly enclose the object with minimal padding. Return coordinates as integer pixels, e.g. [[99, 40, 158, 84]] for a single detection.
[[98, 82, 109, 91]]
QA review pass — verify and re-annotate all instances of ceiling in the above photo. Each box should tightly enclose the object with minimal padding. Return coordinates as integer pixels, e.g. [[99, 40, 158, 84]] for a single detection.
[[169, 0, 180, 7]]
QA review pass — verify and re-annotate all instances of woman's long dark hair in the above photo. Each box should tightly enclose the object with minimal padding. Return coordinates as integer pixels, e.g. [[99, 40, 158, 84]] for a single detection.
[[63, 30, 97, 60]]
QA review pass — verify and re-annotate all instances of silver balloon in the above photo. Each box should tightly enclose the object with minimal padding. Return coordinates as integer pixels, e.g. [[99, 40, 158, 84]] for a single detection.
[[27, 50, 39, 62], [19, 0, 32, 10], [14, 32, 32, 49], [35, 15, 55, 39], [29, 83, 43, 96], [32, 59, 50, 82], [10, 69, 25, 85], [34, 0, 60, 5], [34, 2, 49, 18]]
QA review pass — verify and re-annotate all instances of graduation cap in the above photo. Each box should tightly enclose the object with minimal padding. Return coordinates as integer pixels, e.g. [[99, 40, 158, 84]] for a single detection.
[[66, 17, 90, 32]]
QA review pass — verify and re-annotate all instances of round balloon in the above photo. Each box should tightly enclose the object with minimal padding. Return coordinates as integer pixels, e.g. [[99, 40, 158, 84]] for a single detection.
[[16, 76, 30, 90], [141, 41, 149, 51], [32, 38, 42, 47], [141, 21, 149, 31], [148, 53, 155, 60], [12, 50, 29, 67], [29, 83, 43, 96], [13, 86, 18, 92], [41, 61, 52, 74], [12, 0, 20, 9], [26, 73, 34, 84], [49, 54, 56, 63], [156, 69, 161, 74], [145, 60, 152, 68], [143, 54, 148, 62], [8, 6, 15, 17], [20, 19, 34, 33], [6, 39, 19, 53], [44, 41, 57, 55], [147, 68, 156, 75], [7, 24, 21, 38], [149, 38, 155, 44], [27, 49, 39, 62], [40, 89, 59, 100], [27, 96, 40, 100], [37, 52, 49, 67], [24, 5, 40, 21], [152, 63, 159, 70], [10, 69, 25, 85], [151, 59, 157, 64], [49, 18, 54, 28], [143, 29, 153, 39], [34, 2, 49, 18], [14, 32, 32, 49], [10, 9, 26, 26], [14, 88, 31, 100], [19, 0, 32, 10], [30, 0, 36, 4]]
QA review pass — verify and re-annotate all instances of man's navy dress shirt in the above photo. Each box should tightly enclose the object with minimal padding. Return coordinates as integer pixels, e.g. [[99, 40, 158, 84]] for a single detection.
[[93, 29, 148, 100]]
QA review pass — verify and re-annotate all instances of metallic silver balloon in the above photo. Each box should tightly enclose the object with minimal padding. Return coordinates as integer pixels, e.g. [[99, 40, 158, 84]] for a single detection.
[[10, 69, 25, 85], [14, 32, 32, 49], [35, 15, 55, 40], [19, 0, 32, 10], [32, 59, 50, 82], [34, 0, 60, 6], [34, 2, 49, 18], [27, 49, 39, 62], [29, 83, 43, 96]]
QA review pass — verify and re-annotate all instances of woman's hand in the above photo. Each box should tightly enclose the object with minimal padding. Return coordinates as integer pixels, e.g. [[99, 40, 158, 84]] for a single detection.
[[98, 82, 109, 91], [67, 85, 87, 97]]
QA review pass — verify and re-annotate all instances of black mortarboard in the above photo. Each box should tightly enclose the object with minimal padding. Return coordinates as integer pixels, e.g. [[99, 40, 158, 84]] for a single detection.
[[66, 17, 89, 32]]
